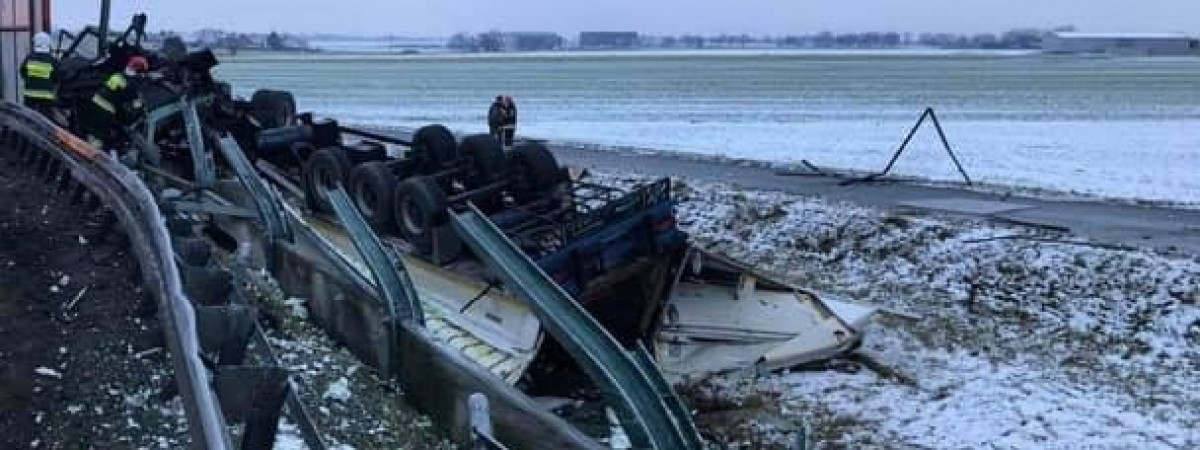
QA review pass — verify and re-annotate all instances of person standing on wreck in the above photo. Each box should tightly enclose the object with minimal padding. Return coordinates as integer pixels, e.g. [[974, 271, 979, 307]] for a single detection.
[[487, 95, 504, 142], [85, 56, 149, 151], [500, 95, 517, 148], [20, 32, 60, 119]]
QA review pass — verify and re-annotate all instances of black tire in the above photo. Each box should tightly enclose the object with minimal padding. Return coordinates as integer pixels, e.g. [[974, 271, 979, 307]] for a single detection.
[[290, 141, 316, 167], [178, 238, 212, 267], [251, 90, 297, 129], [393, 176, 448, 255], [166, 216, 195, 238], [411, 124, 457, 171], [345, 141, 387, 165], [509, 142, 566, 202], [303, 147, 352, 214], [459, 133, 507, 187], [349, 161, 399, 233]]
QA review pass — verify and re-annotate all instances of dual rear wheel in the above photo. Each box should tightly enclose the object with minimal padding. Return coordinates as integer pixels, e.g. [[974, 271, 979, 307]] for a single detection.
[[303, 126, 565, 256]]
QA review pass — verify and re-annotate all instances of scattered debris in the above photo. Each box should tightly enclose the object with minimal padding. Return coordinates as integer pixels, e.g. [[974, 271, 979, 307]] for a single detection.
[[592, 170, 1200, 449], [34, 367, 62, 379], [283, 297, 309, 319], [133, 347, 162, 359], [324, 377, 352, 403], [64, 286, 89, 311]]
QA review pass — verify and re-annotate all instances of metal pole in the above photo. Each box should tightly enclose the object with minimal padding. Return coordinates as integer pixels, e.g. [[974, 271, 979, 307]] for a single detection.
[[41, 0, 51, 33], [839, 107, 931, 186], [0, 1, 6, 103], [927, 109, 974, 185], [98, 0, 111, 56], [26, 0, 34, 36], [877, 107, 932, 177]]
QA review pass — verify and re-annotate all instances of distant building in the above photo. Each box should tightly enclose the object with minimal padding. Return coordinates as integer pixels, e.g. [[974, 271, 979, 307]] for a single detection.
[[579, 32, 639, 49], [1042, 32, 1200, 56]]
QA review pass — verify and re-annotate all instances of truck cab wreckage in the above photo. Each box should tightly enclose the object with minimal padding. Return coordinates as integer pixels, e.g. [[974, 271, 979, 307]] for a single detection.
[[0, 4, 877, 449]]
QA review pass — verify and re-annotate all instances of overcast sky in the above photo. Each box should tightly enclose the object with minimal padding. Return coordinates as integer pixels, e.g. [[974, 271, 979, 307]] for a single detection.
[[52, 1, 1200, 36]]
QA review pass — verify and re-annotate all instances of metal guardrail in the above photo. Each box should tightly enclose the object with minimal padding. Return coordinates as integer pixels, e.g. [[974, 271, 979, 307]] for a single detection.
[[213, 134, 290, 242], [0, 101, 233, 449], [450, 203, 704, 450], [181, 97, 218, 189], [326, 183, 425, 327]]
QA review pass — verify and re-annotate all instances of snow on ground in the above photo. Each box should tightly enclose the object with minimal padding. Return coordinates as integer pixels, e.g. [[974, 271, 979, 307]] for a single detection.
[[592, 171, 1200, 449], [553, 119, 1200, 205], [261, 321, 456, 449], [274, 421, 307, 450], [537, 119, 1199, 205], [226, 259, 452, 448]]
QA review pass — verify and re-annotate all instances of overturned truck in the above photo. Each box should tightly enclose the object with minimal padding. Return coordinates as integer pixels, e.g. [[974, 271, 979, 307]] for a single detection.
[[19, 10, 877, 450], [244, 112, 876, 382]]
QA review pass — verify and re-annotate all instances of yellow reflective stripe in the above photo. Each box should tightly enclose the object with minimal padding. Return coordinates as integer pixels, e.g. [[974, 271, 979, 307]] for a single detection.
[[104, 74, 127, 91], [92, 95, 116, 114], [24, 90, 55, 100], [25, 61, 53, 79]]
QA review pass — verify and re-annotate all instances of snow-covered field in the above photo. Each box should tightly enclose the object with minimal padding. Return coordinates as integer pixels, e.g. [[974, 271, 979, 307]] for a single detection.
[[214, 53, 1200, 204], [592, 171, 1200, 449]]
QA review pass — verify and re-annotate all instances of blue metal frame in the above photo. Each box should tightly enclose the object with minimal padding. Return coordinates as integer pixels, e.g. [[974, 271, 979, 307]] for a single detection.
[[533, 178, 688, 295]]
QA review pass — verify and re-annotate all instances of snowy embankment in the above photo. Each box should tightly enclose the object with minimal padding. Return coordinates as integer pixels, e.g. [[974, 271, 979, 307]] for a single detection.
[[592, 171, 1200, 449]]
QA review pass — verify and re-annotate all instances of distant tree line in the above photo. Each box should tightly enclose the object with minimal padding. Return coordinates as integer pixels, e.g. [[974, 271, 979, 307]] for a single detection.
[[447, 30, 564, 52], [148, 29, 312, 55], [644, 26, 1073, 50], [446, 25, 1076, 52]]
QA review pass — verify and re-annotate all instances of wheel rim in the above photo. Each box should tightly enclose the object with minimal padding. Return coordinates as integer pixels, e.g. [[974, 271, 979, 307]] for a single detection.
[[355, 182, 376, 217], [278, 109, 293, 127], [401, 197, 424, 235]]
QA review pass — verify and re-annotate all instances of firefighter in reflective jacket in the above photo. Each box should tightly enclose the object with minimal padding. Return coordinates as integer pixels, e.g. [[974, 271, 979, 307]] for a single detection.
[[85, 56, 149, 150], [19, 32, 58, 117]]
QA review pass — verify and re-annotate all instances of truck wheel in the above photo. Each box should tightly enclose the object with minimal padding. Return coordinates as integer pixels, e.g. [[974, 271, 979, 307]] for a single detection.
[[303, 147, 352, 214], [349, 161, 398, 233], [393, 176, 447, 255], [509, 142, 566, 202], [411, 124, 457, 171], [251, 90, 297, 129], [459, 133, 506, 187], [345, 141, 387, 165]]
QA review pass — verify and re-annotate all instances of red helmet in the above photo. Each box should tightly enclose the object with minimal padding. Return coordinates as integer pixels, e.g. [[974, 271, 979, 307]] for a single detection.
[[126, 56, 149, 73]]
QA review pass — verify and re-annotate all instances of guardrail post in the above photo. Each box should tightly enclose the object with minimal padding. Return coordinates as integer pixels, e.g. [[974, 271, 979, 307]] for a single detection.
[[468, 392, 511, 450], [469, 393, 493, 450]]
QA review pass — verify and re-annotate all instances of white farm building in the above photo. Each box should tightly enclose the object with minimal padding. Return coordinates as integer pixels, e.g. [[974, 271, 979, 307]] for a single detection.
[[1042, 32, 1200, 56]]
